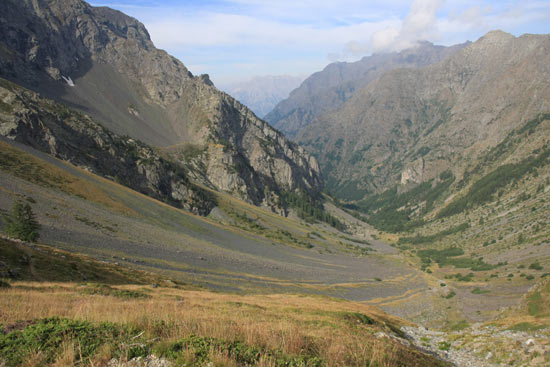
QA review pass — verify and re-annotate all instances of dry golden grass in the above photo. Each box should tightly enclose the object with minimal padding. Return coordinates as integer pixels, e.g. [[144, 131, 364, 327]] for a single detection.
[[52, 340, 76, 367], [0, 282, 446, 367]]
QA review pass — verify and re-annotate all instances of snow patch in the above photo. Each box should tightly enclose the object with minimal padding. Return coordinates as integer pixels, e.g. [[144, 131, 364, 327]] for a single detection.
[[62, 75, 75, 87]]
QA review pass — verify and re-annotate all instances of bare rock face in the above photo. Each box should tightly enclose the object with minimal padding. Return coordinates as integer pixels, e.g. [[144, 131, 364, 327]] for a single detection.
[[401, 158, 425, 185], [0, 0, 322, 210]]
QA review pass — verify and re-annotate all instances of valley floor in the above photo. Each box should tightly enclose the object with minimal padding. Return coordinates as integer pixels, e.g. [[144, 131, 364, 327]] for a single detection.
[[0, 137, 428, 303], [2, 138, 550, 366]]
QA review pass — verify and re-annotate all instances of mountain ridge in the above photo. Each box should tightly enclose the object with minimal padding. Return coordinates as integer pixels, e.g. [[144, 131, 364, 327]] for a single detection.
[[265, 40, 469, 139]]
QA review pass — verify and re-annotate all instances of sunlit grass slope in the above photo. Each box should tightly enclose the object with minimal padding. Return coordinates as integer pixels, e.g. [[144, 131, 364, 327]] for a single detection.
[[0, 239, 448, 367]]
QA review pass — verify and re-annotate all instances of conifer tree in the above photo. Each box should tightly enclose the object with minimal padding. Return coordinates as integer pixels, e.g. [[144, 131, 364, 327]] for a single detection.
[[3, 200, 40, 242]]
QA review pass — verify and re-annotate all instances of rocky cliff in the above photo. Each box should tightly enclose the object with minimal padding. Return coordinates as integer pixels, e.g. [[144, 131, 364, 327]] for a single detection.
[[265, 41, 468, 139], [0, 0, 322, 210]]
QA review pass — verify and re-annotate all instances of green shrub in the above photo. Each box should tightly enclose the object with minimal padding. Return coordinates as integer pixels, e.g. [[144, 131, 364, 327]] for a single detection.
[[438, 341, 451, 351], [471, 287, 490, 294], [157, 335, 324, 367], [508, 322, 546, 332], [342, 312, 375, 325], [0, 317, 138, 365], [529, 262, 543, 271], [443, 291, 456, 299]]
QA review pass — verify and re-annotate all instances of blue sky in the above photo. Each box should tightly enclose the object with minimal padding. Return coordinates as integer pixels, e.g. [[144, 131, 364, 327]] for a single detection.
[[90, 0, 550, 86]]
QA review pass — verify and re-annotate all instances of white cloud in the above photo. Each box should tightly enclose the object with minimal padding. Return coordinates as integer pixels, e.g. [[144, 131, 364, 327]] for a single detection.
[[369, 0, 443, 53]]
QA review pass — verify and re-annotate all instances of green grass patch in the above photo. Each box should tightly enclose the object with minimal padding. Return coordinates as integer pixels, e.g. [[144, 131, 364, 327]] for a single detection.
[[0, 317, 144, 366], [78, 284, 151, 299], [341, 312, 375, 326], [471, 287, 490, 294], [0, 238, 160, 284], [154, 335, 324, 367], [507, 322, 547, 332], [398, 223, 469, 245], [448, 320, 469, 331], [417, 248, 496, 271], [527, 291, 543, 317]]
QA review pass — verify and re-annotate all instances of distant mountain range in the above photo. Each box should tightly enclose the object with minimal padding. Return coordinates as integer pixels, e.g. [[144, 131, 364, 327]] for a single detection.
[[221, 75, 305, 118]]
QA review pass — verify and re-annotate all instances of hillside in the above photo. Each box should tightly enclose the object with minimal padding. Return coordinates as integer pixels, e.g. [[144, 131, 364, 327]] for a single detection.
[[0, 136, 426, 300], [0, 135, 453, 366], [290, 30, 550, 340], [0, 237, 448, 367], [265, 41, 468, 139], [0, 0, 321, 210]]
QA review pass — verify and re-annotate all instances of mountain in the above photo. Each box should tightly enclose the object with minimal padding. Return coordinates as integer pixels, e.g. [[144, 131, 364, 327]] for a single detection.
[[265, 41, 469, 138], [298, 31, 550, 200], [0, 0, 321, 211], [293, 31, 550, 249], [221, 75, 305, 118]]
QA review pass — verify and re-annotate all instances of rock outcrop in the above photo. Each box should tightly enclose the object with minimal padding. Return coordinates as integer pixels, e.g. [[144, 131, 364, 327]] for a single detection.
[[0, 78, 216, 215]]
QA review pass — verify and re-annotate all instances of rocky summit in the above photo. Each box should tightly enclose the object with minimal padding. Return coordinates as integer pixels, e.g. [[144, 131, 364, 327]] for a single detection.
[[0, 0, 322, 211]]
